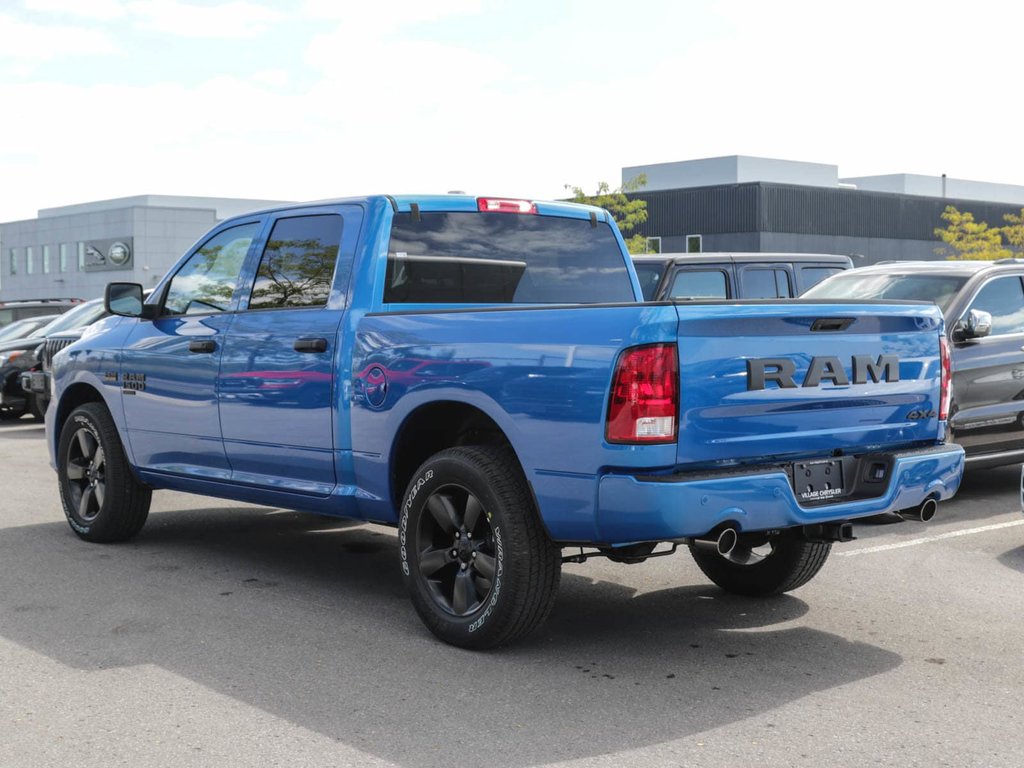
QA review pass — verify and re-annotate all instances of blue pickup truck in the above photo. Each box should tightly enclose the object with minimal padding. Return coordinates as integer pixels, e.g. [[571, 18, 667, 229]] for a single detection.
[[47, 195, 964, 648]]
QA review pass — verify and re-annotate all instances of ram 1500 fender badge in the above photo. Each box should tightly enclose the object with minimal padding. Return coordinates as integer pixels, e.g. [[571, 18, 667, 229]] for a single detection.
[[747, 355, 900, 390]]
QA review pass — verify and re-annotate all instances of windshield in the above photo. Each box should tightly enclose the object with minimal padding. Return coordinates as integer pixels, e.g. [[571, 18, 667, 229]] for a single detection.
[[0, 316, 55, 342], [34, 300, 107, 336], [802, 272, 969, 315]]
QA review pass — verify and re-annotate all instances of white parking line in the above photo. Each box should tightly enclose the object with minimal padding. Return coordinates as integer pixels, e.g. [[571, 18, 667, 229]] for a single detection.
[[837, 519, 1024, 556]]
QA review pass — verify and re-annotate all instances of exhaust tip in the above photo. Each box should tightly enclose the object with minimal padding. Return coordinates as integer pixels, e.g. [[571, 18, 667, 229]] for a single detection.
[[896, 497, 938, 522], [717, 527, 738, 557], [919, 497, 937, 523]]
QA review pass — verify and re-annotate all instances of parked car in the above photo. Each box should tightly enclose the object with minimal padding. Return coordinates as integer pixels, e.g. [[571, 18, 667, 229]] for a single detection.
[[0, 299, 108, 420], [803, 259, 1024, 469], [21, 294, 148, 416], [631, 252, 853, 301], [0, 298, 82, 329], [0, 315, 59, 343], [48, 195, 961, 648]]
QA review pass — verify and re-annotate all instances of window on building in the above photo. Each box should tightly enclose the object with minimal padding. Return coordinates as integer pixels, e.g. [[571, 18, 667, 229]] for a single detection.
[[42, 245, 51, 274], [686, 235, 702, 253], [26, 246, 34, 275], [668, 269, 728, 300], [645, 236, 662, 254], [965, 276, 1024, 336], [8, 249, 16, 276], [742, 268, 792, 299], [59, 243, 68, 273], [77, 242, 85, 270], [164, 222, 259, 315], [248, 215, 343, 310]]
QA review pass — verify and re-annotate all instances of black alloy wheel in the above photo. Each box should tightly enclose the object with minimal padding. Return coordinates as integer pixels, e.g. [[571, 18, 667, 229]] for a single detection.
[[57, 403, 151, 542], [400, 445, 561, 649], [65, 423, 106, 523], [417, 484, 497, 616]]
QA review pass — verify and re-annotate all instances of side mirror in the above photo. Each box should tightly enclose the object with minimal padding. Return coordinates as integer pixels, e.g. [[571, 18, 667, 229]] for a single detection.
[[964, 309, 992, 339], [105, 282, 152, 318]]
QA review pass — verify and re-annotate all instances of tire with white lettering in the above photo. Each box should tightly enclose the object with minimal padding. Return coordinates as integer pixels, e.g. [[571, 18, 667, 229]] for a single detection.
[[399, 446, 561, 649], [57, 403, 152, 542], [688, 531, 831, 596]]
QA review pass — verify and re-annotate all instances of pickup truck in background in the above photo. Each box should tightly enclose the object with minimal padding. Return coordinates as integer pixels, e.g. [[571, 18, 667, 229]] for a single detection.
[[47, 195, 964, 648]]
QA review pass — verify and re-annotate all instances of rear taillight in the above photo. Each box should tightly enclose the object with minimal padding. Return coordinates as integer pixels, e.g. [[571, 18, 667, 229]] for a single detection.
[[606, 343, 679, 444], [939, 334, 951, 420], [476, 197, 537, 214]]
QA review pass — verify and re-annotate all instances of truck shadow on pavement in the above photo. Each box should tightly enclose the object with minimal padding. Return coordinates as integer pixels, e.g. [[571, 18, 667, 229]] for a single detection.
[[0, 507, 901, 767], [997, 546, 1024, 574]]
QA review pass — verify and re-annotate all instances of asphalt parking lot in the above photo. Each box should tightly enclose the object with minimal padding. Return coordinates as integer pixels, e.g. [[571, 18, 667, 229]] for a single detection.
[[1, 419, 1022, 768]]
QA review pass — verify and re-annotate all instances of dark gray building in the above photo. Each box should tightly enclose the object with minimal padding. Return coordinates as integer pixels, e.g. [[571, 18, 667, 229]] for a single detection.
[[0, 195, 289, 301], [623, 156, 1024, 263]]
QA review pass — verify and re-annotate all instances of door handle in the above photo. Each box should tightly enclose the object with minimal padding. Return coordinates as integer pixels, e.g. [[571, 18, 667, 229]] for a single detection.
[[188, 339, 217, 353], [294, 337, 328, 353]]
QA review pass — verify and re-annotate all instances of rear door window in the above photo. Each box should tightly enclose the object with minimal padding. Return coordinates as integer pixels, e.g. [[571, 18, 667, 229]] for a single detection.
[[741, 267, 792, 299], [668, 269, 729, 300], [633, 262, 667, 301], [248, 214, 343, 310], [385, 212, 634, 304]]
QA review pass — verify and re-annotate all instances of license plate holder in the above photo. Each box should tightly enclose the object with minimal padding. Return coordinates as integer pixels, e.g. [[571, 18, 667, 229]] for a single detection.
[[793, 459, 844, 504]]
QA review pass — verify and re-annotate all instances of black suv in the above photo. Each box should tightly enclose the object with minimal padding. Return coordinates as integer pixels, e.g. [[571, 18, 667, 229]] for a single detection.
[[0, 299, 108, 420], [804, 259, 1024, 469], [632, 252, 852, 301]]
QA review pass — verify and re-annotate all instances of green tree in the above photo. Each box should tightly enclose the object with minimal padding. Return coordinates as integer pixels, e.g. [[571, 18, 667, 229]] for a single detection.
[[934, 205, 1012, 260], [565, 174, 651, 254], [1000, 208, 1024, 254]]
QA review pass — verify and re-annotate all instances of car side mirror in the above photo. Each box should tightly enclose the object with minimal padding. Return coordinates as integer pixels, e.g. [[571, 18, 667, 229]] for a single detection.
[[954, 308, 992, 341], [964, 309, 992, 339], [105, 282, 155, 319]]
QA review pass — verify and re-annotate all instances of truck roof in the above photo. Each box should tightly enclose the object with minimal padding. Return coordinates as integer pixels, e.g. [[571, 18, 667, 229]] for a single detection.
[[235, 194, 608, 221], [632, 252, 854, 266], [846, 260, 998, 275]]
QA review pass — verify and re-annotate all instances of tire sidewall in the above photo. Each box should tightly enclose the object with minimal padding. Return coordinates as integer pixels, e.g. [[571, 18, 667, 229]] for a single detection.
[[399, 453, 510, 646], [57, 407, 108, 537]]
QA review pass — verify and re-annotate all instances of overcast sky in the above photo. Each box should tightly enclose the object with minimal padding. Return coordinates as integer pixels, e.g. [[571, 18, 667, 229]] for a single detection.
[[2, 0, 1022, 222]]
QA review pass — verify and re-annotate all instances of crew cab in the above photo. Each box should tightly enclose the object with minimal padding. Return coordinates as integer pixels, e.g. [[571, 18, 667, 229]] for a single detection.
[[47, 195, 964, 648]]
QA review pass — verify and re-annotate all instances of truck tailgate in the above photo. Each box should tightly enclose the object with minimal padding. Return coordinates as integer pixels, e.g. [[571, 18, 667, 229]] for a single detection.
[[675, 302, 945, 466]]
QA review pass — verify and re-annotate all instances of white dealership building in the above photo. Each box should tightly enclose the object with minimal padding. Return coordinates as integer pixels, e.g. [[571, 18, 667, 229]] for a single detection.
[[0, 195, 288, 302]]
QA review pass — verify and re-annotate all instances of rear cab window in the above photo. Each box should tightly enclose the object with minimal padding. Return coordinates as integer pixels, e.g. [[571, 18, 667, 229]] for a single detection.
[[383, 211, 634, 305]]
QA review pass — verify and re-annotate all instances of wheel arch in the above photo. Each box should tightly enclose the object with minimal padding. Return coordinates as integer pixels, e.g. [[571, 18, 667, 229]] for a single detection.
[[53, 382, 109, 459], [389, 400, 530, 514]]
